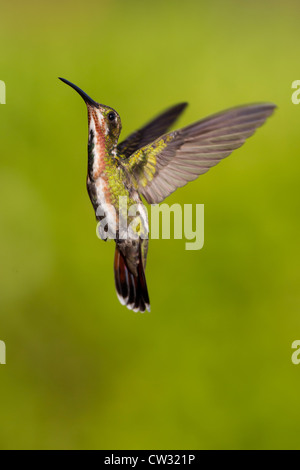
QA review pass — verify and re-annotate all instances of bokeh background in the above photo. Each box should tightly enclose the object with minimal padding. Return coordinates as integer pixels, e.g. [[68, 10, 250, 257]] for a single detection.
[[0, 0, 299, 450]]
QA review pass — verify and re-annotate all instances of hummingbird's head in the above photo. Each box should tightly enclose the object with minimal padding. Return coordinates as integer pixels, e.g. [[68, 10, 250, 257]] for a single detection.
[[59, 77, 122, 149]]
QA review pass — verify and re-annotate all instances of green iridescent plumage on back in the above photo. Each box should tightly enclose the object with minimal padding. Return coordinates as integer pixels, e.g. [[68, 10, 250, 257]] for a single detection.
[[122, 134, 174, 188], [104, 158, 134, 208]]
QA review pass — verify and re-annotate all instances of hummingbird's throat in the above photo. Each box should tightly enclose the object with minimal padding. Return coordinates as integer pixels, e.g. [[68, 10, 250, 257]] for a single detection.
[[88, 109, 107, 180]]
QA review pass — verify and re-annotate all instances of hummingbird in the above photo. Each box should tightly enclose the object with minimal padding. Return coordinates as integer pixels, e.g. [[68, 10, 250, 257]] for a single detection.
[[59, 77, 276, 313]]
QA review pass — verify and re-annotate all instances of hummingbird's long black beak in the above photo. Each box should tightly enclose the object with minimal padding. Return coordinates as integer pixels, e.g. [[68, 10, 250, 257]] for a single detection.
[[58, 77, 99, 108]]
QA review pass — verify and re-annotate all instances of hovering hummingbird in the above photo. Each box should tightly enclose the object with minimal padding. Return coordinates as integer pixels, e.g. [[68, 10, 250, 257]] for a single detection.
[[59, 77, 276, 313]]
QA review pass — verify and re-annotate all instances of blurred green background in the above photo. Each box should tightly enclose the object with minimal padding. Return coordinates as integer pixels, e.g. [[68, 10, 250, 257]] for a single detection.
[[0, 0, 299, 450]]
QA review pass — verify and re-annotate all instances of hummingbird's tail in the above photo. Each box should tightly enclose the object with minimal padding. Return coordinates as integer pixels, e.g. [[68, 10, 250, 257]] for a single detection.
[[114, 244, 150, 313]]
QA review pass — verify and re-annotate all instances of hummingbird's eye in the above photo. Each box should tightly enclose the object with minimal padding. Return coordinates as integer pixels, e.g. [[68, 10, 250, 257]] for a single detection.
[[108, 112, 116, 122]]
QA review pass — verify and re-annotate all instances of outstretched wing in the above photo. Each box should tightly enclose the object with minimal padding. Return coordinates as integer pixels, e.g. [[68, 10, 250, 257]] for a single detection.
[[117, 102, 188, 159], [123, 103, 276, 204]]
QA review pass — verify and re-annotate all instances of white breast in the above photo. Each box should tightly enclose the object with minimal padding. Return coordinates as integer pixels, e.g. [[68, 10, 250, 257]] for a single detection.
[[95, 177, 117, 239]]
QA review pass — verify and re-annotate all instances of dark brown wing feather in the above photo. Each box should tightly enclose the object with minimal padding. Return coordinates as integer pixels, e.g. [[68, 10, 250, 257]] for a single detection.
[[117, 103, 188, 158]]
